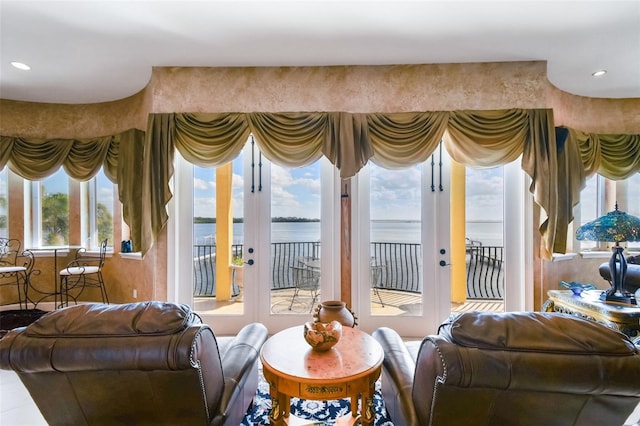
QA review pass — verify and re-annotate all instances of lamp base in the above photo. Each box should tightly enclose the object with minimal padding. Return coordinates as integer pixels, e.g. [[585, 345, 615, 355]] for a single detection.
[[600, 245, 638, 305], [600, 288, 637, 305]]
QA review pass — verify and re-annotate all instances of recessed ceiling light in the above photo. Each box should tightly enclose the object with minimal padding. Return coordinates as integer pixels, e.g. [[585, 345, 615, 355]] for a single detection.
[[11, 61, 31, 71], [592, 70, 607, 77]]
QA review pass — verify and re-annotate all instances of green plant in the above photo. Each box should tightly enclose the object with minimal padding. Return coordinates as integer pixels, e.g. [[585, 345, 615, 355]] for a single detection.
[[232, 255, 244, 266]]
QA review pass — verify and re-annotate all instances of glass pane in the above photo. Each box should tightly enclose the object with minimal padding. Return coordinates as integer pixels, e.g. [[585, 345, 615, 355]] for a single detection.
[[369, 163, 423, 316], [95, 170, 114, 249], [39, 169, 69, 246], [0, 169, 7, 238], [466, 166, 505, 301], [270, 162, 321, 314], [192, 155, 244, 314], [627, 173, 640, 249], [579, 175, 599, 250]]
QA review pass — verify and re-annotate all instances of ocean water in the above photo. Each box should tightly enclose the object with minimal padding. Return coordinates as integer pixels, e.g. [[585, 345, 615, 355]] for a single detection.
[[194, 220, 503, 247]]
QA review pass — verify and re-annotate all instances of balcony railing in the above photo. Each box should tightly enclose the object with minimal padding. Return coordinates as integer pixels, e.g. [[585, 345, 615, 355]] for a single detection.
[[370, 242, 422, 293], [193, 241, 503, 300], [466, 244, 504, 299]]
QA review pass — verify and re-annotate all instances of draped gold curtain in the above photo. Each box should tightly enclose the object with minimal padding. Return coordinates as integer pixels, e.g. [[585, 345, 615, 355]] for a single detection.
[[0, 128, 146, 248], [567, 128, 640, 180], [145, 109, 563, 259], [3, 116, 637, 261]]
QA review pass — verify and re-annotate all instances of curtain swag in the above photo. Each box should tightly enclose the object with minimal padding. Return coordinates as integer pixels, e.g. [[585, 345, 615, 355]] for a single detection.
[[0, 128, 146, 249], [2, 116, 637, 260]]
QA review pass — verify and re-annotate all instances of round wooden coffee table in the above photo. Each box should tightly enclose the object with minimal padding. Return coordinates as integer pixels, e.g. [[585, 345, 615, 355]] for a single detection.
[[260, 325, 384, 425]]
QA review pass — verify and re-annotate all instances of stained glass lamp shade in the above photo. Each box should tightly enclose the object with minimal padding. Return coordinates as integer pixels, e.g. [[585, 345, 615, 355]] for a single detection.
[[576, 204, 640, 304]]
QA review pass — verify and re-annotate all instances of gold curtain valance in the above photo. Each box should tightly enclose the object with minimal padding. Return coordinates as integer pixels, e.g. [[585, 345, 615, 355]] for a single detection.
[[568, 128, 640, 180], [367, 111, 449, 169], [0, 135, 112, 181], [4, 114, 637, 260], [0, 129, 146, 250], [150, 109, 562, 259]]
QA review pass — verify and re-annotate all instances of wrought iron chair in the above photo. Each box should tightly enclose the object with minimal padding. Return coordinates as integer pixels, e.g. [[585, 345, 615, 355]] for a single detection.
[[371, 261, 386, 307], [289, 264, 320, 312], [58, 239, 109, 308], [0, 238, 36, 309]]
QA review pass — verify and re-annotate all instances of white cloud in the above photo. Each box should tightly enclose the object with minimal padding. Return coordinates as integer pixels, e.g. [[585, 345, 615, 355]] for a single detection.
[[194, 177, 211, 191]]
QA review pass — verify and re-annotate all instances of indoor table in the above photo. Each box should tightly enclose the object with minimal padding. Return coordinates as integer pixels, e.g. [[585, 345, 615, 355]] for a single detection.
[[260, 325, 383, 425]]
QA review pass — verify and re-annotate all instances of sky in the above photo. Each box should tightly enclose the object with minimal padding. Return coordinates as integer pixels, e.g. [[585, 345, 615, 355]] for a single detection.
[[193, 150, 506, 222], [194, 156, 322, 220]]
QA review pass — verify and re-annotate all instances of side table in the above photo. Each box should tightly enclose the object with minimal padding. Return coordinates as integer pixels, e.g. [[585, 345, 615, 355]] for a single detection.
[[544, 289, 640, 344], [260, 325, 384, 425]]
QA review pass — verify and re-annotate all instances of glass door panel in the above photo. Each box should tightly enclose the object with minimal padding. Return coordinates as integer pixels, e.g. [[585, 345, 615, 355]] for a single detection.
[[191, 154, 245, 316], [462, 166, 506, 313], [369, 163, 423, 316], [355, 149, 451, 337], [268, 162, 323, 314]]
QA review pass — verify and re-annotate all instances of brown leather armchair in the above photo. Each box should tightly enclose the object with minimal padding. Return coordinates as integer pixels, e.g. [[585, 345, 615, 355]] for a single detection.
[[0, 301, 268, 426], [373, 311, 640, 426], [599, 255, 640, 296]]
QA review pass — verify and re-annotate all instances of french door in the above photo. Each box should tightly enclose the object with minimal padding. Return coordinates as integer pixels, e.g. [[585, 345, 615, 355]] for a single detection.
[[168, 143, 530, 336], [351, 151, 531, 337], [168, 143, 340, 335], [352, 150, 453, 337]]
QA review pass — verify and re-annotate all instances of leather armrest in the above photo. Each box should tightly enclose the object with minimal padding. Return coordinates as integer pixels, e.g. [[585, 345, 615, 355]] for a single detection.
[[216, 322, 268, 423], [372, 327, 419, 426]]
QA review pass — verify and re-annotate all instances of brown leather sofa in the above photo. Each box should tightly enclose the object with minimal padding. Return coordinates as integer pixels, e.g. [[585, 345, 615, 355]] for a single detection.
[[599, 254, 640, 296], [373, 311, 640, 426], [0, 301, 268, 426]]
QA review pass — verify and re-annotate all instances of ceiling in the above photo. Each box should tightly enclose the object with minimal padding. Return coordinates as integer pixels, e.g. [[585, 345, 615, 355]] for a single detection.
[[1, 1, 639, 104]]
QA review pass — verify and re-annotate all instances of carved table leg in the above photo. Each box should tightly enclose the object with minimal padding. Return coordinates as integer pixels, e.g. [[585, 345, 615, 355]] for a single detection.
[[361, 381, 376, 425]]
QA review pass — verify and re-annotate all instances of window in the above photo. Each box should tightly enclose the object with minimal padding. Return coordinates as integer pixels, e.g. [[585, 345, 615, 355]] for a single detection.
[[625, 173, 640, 250], [576, 174, 640, 251], [30, 169, 69, 247], [0, 168, 7, 238], [84, 169, 115, 250], [27, 169, 115, 250]]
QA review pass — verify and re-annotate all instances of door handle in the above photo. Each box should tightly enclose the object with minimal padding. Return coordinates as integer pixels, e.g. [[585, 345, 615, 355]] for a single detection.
[[439, 260, 452, 267], [246, 259, 254, 266]]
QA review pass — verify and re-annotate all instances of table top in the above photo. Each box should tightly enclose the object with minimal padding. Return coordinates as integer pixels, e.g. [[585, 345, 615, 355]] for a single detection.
[[548, 289, 640, 317], [260, 325, 383, 382]]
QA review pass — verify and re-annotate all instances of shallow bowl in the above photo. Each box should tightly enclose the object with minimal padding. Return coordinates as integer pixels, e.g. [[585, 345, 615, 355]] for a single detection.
[[303, 320, 342, 351]]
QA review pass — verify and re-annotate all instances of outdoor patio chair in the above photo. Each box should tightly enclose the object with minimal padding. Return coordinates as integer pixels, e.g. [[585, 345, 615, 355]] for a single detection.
[[371, 260, 386, 307], [0, 238, 35, 309], [57, 239, 108, 308], [289, 264, 320, 312]]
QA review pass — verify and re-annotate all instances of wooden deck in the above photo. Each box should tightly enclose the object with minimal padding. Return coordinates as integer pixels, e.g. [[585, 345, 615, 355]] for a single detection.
[[194, 288, 504, 315]]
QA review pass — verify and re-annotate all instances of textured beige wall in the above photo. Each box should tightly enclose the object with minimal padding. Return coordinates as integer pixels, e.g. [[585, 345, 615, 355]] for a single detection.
[[147, 62, 549, 112], [1, 61, 638, 306], [548, 85, 640, 133], [0, 90, 148, 138]]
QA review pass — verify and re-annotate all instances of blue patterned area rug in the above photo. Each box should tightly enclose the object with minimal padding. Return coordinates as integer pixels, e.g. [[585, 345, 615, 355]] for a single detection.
[[242, 368, 393, 425]]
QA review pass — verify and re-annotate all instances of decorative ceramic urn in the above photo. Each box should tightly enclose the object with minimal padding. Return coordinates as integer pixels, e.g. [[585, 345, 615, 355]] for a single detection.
[[303, 320, 342, 351], [313, 300, 357, 327]]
